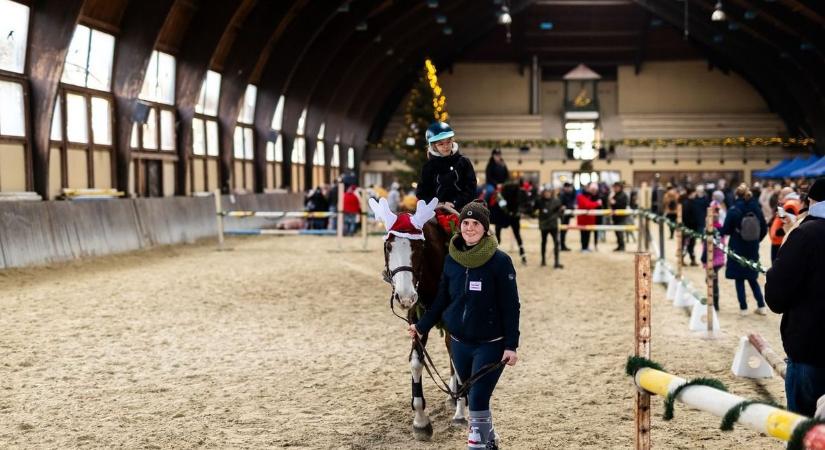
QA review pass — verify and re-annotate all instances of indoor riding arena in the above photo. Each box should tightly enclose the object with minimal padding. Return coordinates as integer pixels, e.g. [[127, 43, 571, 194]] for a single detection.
[[1, 1, 824, 449]]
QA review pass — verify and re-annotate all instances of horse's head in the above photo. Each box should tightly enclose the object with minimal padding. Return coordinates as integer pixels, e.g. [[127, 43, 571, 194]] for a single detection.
[[370, 197, 438, 311]]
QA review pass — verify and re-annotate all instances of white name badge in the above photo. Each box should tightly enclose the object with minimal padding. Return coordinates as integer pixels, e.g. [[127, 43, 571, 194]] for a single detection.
[[469, 281, 482, 291]]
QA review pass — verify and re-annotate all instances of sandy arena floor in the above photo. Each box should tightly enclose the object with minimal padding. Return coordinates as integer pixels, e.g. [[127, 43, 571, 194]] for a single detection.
[[0, 222, 788, 449]]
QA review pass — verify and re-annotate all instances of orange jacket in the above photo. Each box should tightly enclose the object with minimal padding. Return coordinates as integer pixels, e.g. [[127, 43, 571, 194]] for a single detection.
[[769, 197, 802, 245]]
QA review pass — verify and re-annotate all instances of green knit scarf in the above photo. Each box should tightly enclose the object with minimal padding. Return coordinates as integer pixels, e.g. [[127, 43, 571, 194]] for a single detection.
[[448, 234, 498, 268]]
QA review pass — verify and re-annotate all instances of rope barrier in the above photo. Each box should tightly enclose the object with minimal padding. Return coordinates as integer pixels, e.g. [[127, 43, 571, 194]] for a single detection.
[[635, 209, 767, 274]]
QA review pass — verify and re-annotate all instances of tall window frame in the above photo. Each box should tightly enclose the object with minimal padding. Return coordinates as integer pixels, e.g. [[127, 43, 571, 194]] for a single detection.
[[0, 0, 32, 193], [330, 139, 341, 183], [51, 24, 116, 197], [130, 50, 177, 197], [190, 70, 222, 194], [290, 108, 308, 193], [232, 84, 256, 192], [265, 95, 285, 190], [312, 122, 326, 187]]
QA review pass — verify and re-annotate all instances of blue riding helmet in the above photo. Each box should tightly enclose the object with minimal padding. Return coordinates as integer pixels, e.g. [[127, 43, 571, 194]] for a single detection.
[[426, 121, 455, 143]]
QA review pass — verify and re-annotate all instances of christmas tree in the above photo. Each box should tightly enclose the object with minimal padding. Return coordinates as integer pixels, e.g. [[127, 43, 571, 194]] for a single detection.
[[373, 59, 448, 186]]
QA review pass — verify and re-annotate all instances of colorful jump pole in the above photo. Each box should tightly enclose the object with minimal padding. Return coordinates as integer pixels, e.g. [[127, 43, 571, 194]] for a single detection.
[[631, 366, 825, 448]]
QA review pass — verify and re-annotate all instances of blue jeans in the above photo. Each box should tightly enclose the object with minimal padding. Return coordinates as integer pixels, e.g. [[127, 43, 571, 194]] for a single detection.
[[450, 337, 505, 411], [786, 360, 825, 417], [734, 278, 765, 310], [343, 213, 357, 236]]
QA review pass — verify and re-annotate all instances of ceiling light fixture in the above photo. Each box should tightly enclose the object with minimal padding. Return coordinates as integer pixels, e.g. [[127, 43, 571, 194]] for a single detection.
[[711, 1, 726, 22], [498, 6, 512, 25]]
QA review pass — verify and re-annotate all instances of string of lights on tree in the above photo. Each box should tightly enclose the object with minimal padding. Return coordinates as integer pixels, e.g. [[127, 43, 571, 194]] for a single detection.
[[425, 58, 448, 122]]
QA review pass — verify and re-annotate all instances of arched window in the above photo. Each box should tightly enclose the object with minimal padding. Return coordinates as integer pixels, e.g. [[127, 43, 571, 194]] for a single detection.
[[347, 146, 355, 170], [131, 50, 176, 197], [232, 84, 256, 192], [0, 0, 30, 194], [312, 122, 326, 185], [190, 70, 222, 194], [329, 135, 341, 182], [265, 95, 286, 190], [290, 108, 308, 192], [51, 23, 116, 198]]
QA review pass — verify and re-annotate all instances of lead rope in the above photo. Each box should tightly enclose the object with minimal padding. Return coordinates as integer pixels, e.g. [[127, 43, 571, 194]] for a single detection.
[[387, 278, 505, 402]]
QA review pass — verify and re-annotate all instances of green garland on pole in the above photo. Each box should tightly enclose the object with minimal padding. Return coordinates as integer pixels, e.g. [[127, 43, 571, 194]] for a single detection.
[[720, 399, 781, 431], [636, 209, 767, 274], [663, 378, 729, 421]]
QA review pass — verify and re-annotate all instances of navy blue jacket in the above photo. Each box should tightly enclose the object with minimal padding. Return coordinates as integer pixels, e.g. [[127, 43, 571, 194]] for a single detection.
[[416, 249, 520, 350], [417, 152, 477, 211], [721, 198, 767, 280]]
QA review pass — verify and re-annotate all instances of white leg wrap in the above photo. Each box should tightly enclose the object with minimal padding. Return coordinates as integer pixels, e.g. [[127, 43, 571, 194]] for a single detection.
[[451, 373, 466, 421], [410, 352, 430, 428]]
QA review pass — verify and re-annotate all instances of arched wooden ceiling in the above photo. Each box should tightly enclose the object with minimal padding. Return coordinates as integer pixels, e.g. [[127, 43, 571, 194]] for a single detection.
[[26, 0, 825, 195]]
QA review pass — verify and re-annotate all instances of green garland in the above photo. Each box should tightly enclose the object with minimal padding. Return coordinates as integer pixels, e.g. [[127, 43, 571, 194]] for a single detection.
[[370, 137, 814, 152], [625, 355, 664, 377], [788, 418, 825, 450], [638, 209, 767, 274], [625, 356, 728, 421], [663, 378, 729, 421], [720, 400, 780, 431]]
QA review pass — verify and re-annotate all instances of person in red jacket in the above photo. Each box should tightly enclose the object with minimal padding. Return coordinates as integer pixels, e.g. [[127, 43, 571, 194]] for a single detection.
[[342, 185, 361, 236], [576, 182, 602, 252]]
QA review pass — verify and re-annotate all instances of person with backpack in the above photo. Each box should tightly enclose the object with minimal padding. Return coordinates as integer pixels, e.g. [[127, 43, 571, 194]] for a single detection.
[[721, 183, 769, 315]]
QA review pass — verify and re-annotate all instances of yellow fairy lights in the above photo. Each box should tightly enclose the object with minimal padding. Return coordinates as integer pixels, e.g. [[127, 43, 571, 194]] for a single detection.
[[425, 58, 448, 121]]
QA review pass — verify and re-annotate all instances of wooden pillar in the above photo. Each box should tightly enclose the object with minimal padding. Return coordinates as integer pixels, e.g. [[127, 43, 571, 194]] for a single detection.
[[111, 0, 176, 194], [26, 0, 85, 198], [174, 1, 242, 196], [705, 206, 716, 333], [676, 203, 683, 278], [634, 252, 652, 450]]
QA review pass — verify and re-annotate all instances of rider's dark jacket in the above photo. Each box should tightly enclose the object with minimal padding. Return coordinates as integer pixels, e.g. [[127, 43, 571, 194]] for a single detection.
[[416, 246, 520, 351], [416, 151, 477, 211]]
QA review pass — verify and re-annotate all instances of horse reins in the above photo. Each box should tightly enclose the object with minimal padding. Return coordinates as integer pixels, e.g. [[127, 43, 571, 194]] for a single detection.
[[383, 264, 506, 402]]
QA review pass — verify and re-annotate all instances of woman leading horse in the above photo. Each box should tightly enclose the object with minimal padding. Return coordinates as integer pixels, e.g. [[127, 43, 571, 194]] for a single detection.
[[409, 200, 521, 450]]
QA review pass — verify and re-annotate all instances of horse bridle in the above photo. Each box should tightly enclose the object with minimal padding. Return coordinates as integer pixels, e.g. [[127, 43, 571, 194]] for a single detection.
[[383, 265, 419, 322]]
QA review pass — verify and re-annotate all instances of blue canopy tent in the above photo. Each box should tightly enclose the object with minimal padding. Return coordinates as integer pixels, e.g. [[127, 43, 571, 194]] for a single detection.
[[771, 156, 820, 178], [753, 157, 796, 178], [791, 156, 825, 178]]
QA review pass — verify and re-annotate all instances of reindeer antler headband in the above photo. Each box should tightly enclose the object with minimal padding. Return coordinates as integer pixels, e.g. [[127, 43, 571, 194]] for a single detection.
[[369, 197, 438, 240]]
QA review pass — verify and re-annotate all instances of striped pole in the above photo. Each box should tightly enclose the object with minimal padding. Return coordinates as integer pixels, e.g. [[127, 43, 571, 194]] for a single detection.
[[224, 229, 387, 236], [564, 209, 637, 216], [223, 211, 337, 218], [559, 224, 639, 232], [214, 189, 225, 248], [633, 367, 825, 447]]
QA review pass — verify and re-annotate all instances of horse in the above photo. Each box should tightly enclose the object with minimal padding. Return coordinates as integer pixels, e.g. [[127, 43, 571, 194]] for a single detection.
[[368, 197, 467, 441], [489, 182, 529, 264]]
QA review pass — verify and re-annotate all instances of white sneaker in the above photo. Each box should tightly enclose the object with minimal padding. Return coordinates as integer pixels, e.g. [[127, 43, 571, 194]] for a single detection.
[[739, 309, 749, 316], [755, 307, 768, 316]]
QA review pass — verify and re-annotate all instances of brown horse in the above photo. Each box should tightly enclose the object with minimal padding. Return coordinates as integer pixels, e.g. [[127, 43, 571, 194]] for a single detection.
[[369, 197, 467, 441]]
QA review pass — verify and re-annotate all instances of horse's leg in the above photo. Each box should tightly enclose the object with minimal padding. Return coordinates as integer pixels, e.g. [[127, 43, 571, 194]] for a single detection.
[[410, 335, 433, 441], [445, 332, 467, 426]]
